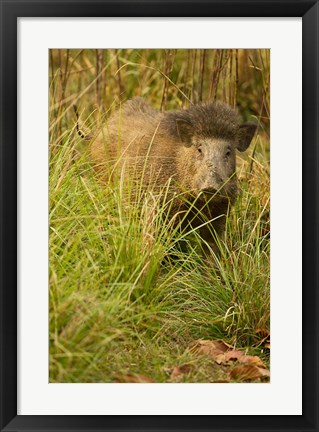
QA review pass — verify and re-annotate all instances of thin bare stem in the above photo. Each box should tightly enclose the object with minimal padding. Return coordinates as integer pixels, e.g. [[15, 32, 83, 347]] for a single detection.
[[114, 49, 124, 99], [191, 50, 197, 103], [198, 49, 206, 102], [235, 49, 239, 107]]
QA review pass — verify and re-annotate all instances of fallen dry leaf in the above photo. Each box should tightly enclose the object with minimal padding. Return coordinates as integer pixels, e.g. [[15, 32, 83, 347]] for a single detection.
[[114, 373, 154, 383], [217, 353, 266, 368], [239, 355, 266, 368], [215, 349, 244, 365], [230, 364, 270, 381], [190, 339, 268, 371], [190, 339, 233, 359], [170, 364, 193, 381]]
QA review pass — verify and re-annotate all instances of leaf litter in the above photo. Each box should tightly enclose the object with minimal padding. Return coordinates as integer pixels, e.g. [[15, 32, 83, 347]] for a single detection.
[[189, 339, 270, 382]]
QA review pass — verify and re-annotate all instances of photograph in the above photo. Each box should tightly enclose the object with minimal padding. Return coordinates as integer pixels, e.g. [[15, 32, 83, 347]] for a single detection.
[[49, 48, 270, 384]]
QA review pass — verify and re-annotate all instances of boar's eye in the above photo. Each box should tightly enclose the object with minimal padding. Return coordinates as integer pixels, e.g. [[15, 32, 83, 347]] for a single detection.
[[198, 146, 202, 155], [225, 148, 231, 158]]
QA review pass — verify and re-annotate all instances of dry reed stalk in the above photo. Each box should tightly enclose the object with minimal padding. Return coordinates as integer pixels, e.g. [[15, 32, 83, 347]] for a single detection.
[[50, 50, 56, 105], [234, 49, 239, 107], [198, 49, 206, 102], [160, 49, 173, 111], [213, 49, 224, 100], [61, 49, 70, 102], [114, 49, 124, 99], [57, 50, 64, 137], [209, 50, 217, 99], [182, 50, 191, 108], [77, 51, 84, 96], [102, 50, 108, 106], [228, 49, 233, 106], [259, 50, 270, 120], [222, 54, 227, 103], [191, 49, 197, 103], [95, 49, 103, 108], [249, 94, 265, 174]]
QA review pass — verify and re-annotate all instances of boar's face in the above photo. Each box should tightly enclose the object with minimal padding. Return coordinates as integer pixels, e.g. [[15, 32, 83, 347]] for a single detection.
[[176, 118, 256, 200], [197, 137, 235, 194], [188, 136, 238, 200]]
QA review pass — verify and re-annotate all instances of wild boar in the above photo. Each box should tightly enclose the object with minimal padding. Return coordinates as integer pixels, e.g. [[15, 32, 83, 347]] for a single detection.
[[89, 97, 256, 258]]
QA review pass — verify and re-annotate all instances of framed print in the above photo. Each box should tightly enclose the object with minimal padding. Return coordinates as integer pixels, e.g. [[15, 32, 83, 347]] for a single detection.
[[0, 0, 318, 431]]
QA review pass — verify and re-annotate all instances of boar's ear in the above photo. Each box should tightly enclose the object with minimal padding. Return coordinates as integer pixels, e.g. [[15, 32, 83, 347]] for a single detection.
[[175, 118, 193, 147], [236, 123, 257, 152]]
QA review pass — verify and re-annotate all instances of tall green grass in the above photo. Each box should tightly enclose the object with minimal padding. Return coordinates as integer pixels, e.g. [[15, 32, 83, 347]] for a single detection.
[[49, 49, 270, 383]]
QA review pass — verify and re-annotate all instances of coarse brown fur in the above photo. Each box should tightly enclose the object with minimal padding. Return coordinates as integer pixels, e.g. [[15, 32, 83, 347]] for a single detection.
[[89, 97, 256, 258]]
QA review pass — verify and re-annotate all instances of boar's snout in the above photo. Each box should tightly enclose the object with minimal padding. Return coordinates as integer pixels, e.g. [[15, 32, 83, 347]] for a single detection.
[[199, 174, 235, 199], [199, 170, 223, 193]]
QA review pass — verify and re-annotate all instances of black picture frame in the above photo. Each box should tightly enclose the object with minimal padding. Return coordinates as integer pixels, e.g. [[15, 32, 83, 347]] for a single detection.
[[0, 1, 318, 431]]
